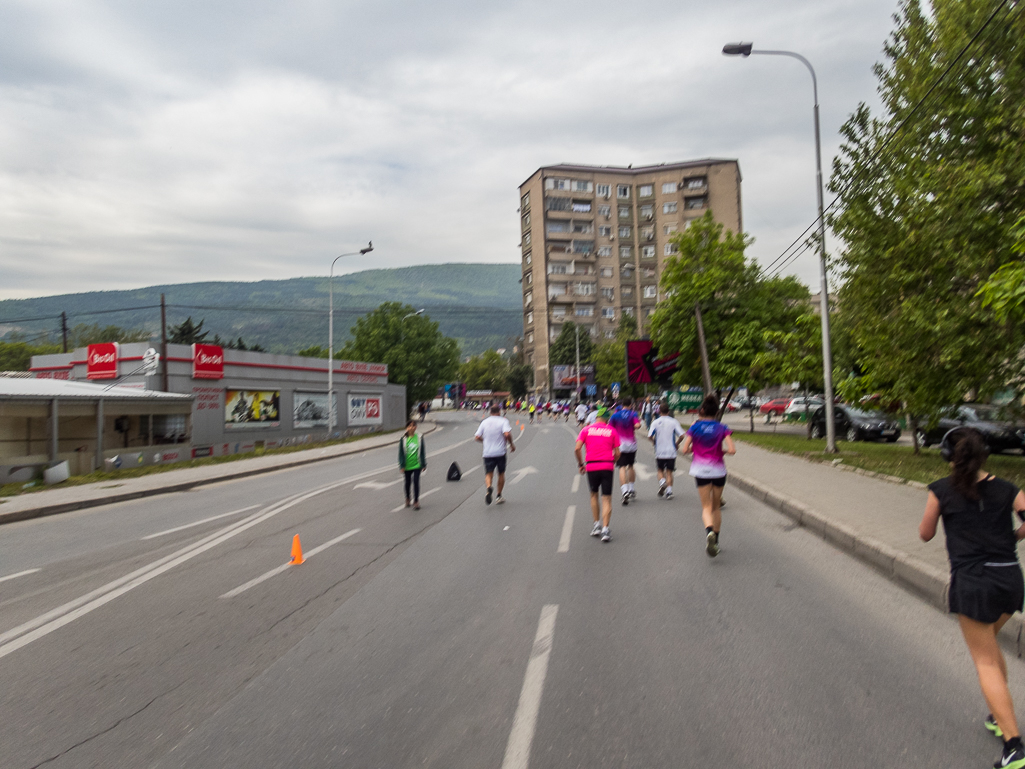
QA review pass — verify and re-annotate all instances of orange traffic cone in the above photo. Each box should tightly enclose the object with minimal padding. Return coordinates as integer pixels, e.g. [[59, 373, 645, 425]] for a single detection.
[[290, 534, 305, 565]]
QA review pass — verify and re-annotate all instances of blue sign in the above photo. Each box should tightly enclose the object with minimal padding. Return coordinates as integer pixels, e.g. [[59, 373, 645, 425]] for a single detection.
[[585, 384, 597, 396], [611, 382, 621, 399]]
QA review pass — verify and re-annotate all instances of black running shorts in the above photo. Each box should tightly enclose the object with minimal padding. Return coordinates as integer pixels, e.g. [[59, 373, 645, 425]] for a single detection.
[[695, 475, 726, 488], [949, 562, 1025, 624], [483, 455, 507, 475], [616, 451, 636, 468], [656, 457, 676, 472], [587, 469, 614, 496]]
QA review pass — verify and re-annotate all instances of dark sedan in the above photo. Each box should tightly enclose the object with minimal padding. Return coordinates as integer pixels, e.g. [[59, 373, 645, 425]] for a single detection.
[[915, 404, 1025, 454], [809, 404, 901, 443]]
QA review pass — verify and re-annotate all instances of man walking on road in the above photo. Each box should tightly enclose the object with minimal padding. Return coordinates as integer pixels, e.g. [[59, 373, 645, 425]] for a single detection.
[[575, 406, 621, 542], [475, 404, 515, 505], [648, 403, 685, 500]]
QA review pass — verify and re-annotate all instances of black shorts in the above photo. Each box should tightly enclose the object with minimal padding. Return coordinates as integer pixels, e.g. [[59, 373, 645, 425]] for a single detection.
[[656, 457, 676, 472], [949, 562, 1025, 623], [695, 476, 726, 488], [616, 451, 636, 468], [587, 469, 614, 496], [483, 455, 507, 475]]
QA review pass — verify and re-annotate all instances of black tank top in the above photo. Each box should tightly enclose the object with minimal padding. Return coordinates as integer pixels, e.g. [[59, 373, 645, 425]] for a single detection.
[[928, 476, 1021, 569]]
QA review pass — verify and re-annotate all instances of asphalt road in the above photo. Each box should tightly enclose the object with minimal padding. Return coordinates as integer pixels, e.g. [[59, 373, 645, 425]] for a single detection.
[[1, 410, 1022, 768]]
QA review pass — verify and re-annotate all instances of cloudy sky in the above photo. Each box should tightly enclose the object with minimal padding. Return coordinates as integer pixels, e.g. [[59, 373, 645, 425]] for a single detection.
[[0, 0, 900, 300]]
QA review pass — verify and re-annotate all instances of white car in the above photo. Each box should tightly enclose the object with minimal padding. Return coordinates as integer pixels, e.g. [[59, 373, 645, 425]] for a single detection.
[[784, 396, 824, 416]]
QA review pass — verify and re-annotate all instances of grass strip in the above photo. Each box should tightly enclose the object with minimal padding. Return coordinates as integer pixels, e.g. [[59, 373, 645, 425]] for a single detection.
[[733, 432, 1025, 489]]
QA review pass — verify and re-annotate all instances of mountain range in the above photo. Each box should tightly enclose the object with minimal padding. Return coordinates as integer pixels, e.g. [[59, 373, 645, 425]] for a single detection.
[[0, 263, 523, 357]]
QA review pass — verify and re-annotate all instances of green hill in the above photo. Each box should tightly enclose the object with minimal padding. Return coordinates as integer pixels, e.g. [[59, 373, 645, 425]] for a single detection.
[[0, 263, 523, 357]]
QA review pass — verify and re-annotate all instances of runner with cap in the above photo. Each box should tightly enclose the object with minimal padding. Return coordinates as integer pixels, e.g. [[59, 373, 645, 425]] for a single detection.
[[575, 406, 621, 542]]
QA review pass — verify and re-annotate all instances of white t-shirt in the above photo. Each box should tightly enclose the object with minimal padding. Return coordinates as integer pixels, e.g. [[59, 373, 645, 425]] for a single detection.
[[648, 415, 685, 459], [475, 415, 512, 458], [585, 409, 599, 426], [575, 403, 588, 421]]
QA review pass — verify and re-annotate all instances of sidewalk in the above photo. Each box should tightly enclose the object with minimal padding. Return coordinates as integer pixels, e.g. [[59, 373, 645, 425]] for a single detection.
[[0, 423, 435, 526], [727, 440, 1025, 651]]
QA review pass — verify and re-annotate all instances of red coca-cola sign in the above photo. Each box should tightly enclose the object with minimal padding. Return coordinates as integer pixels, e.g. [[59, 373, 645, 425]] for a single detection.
[[192, 344, 224, 380], [86, 343, 119, 380]]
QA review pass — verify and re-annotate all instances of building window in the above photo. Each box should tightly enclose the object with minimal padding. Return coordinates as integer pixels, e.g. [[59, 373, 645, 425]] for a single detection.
[[619, 245, 632, 259], [596, 183, 611, 198], [549, 240, 570, 254], [549, 283, 567, 296], [643, 285, 657, 298], [574, 282, 596, 296], [604, 330, 616, 339], [572, 200, 592, 213], [550, 326, 561, 341], [617, 185, 630, 199], [600, 267, 614, 277], [686, 176, 707, 189], [663, 223, 678, 234], [572, 221, 593, 234], [552, 306, 566, 318], [664, 243, 679, 256], [618, 205, 631, 220], [639, 204, 653, 220], [639, 184, 653, 197], [526, 311, 533, 325], [522, 192, 530, 209], [572, 180, 593, 192], [601, 287, 615, 300], [526, 332, 533, 344], [524, 292, 533, 306], [662, 201, 678, 214], [572, 240, 594, 255], [618, 225, 631, 238], [547, 197, 571, 212], [621, 284, 633, 294], [662, 182, 677, 194], [575, 306, 593, 317], [597, 246, 612, 257], [641, 226, 654, 240], [522, 212, 530, 229], [548, 263, 569, 275], [597, 225, 611, 237], [645, 307, 656, 317], [643, 267, 656, 278], [685, 196, 707, 209], [641, 245, 655, 259], [622, 306, 635, 316], [524, 250, 531, 265], [525, 272, 532, 284], [527, 352, 533, 365], [598, 204, 611, 218], [523, 231, 531, 245], [546, 178, 570, 190], [547, 221, 570, 234], [602, 307, 616, 319]]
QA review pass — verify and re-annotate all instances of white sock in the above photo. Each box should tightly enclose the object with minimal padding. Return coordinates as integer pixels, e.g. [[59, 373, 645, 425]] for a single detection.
[[666, 486, 672, 494], [629, 482, 635, 492], [659, 478, 666, 486]]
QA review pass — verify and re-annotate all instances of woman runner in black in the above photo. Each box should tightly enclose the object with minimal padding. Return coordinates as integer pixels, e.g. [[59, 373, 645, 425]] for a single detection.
[[919, 427, 1025, 769]]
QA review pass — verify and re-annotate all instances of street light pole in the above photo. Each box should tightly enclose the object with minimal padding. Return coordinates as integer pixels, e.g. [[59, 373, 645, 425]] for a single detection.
[[328, 241, 374, 433], [722, 42, 837, 452], [574, 323, 581, 403]]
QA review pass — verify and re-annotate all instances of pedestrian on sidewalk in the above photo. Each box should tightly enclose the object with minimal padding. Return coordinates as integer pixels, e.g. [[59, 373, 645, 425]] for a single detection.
[[399, 420, 427, 510], [575, 406, 621, 542], [474, 404, 515, 505], [647, 402, 685, 500], [919, 427, 1025, 769], [680, 395, 735, 558]]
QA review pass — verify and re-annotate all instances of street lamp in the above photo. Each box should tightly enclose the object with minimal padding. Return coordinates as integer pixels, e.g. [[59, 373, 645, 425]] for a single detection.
[[722, 42, 838, 452], [328, 241, 374, 432]]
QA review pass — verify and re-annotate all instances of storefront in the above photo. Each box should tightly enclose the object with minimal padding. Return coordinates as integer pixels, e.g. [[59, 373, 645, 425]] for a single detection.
[[30, 343, 405, 466]]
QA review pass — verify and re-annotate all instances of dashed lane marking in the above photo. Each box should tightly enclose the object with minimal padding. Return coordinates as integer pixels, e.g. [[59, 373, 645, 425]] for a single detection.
[[502, 604, 559, 769], [557, 506, 575, 553]]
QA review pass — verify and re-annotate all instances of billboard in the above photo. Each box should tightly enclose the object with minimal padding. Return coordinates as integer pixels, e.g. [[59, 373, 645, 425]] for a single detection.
[[192, 343, 224, 379], [293, 391, 337, 429], [87, 343, 119, 380], [552, 364, 595, 390], [348, 394, 382, 426], [225, 389, 281, 429], [626, 340, 680, 384]]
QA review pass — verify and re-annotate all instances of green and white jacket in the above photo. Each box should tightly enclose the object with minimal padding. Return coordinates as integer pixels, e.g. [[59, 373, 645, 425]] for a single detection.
[[398, 434, 427, 471]]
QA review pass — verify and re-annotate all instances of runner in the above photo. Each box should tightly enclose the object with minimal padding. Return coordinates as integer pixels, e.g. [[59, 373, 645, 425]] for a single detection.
[[474, 404, 515, 505], [920, 427, 1025, 769], [398, 419, 427, 510], [575, 406, 621, 542], [680, 395, 735, 557], [575, 401, 588, 425], [609, 396, 641, 506], [585, 402, 599, 426], [528, 401, 536, 424], [647, 402, 685, 500]]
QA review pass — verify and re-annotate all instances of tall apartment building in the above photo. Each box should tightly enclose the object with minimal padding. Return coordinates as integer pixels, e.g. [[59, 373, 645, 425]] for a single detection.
[[518, 159, 742, 393]]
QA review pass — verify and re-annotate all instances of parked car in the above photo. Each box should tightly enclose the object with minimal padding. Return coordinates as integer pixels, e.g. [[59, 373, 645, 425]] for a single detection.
[[759, 397, 791, 417], [810, 404, 901, 442], [915, 404, 1025, 454], [784, 396, 824, 417]]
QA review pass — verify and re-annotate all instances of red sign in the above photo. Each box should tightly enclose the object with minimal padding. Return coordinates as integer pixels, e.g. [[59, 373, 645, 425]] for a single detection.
[[87, 343, 119, 380], [192, 344, 224, 379]]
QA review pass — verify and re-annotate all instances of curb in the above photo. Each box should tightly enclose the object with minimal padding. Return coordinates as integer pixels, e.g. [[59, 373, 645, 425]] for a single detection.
[[728, 471, 1025, 656], [0, 422, 437, 527]]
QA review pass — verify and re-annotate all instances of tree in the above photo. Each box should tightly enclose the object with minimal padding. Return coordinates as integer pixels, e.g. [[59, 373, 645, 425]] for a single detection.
[[548, 321, 594, 367], [829, 0, 1025, 424], [593, 313, 637, 390], [340, 302, 459, 405], [650, 211, 809, 391], [296, 345, 328, 358], [168, 317, 208, 345], [458, 349, 510, 392], [751, 313, 825, 436], [68, 323, 151, 347]]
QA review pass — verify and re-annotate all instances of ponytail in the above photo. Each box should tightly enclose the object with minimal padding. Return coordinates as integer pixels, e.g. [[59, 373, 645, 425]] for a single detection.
[[949, 428, 987, 500]]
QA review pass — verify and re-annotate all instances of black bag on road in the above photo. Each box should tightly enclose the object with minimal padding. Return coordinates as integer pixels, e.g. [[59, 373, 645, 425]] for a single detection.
[[447, 462, 462, 481]]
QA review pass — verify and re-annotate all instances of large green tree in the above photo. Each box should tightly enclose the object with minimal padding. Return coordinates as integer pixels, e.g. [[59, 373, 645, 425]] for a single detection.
[[548, 321, 594, 367], [458, 349, 510, 392], [340, 302, 459, 405], [593, 313, 637, 390], [829, 0, 1025, 420]]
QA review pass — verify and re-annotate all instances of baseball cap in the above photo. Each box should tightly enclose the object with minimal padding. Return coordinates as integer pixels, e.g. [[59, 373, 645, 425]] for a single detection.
[[596, 406, 610, 420]]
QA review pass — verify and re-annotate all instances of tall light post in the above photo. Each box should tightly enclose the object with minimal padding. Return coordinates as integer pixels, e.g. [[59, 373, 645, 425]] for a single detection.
[[328, 241, 374, 432], [723, 42, 837, 452]]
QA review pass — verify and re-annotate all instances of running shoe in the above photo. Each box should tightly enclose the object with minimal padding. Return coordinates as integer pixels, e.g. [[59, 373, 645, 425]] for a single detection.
[[628, 489, 637, 499], [413, 502, 420, 510], [601, 527, 611, 542], [405, 499, 411, 508], [657, 482, 666, 498], [995, 741, 1025, 768], [706, 531, 720, 557], [591, 521, 603, 537], [485, 486, 493, 505], [987, 714, 1004, 738], [665, 490, 674, 500], [622, 491, 629, 506], [496, 494, 505, 504]]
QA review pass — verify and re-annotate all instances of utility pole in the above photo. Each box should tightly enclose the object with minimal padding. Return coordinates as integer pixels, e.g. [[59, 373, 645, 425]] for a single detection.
[[60, 312, 68, 353], [694, 302, 714, 396], [160, 293, 169, 392]]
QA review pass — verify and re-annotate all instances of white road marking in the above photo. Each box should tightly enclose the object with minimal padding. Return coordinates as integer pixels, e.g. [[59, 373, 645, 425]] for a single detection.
[[510, 466, 538, 485], [571, 474, 580, 494], [220, 528, 361, 598], [504, 525, 510, 531], [390, 486, 440, 512], [353, 478, 402, 491], [463, 464, 480, 475], [502, 604, 559, 769], [0, 569, 41, 584], [141, 505, 260, 540], [633, 462, 655, 481], [557, 506, 575, 553]]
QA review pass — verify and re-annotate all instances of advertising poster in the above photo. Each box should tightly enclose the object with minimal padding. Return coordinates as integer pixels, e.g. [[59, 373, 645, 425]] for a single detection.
[[87, 342, 119, 380], [192, 343, 225, 379], [225, 389, 280, 429], [552, 364, 595, 389], [293, 391, 336, 429], [347, 394, 382, 426]]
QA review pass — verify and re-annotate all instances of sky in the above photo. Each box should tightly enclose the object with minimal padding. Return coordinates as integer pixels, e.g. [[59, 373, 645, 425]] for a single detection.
[[0, 0, 901, 300]]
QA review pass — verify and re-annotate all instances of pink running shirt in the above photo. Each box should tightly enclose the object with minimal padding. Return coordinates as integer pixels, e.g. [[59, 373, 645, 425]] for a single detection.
[[577, 423, 620, 471]]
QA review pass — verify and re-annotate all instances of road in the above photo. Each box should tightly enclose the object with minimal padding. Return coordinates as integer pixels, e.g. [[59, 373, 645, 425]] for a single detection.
[[0, 410, 1020, 768]]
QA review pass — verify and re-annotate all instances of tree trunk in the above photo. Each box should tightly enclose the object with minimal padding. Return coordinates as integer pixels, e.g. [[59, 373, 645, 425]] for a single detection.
[[907, 409, 920, 455]]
